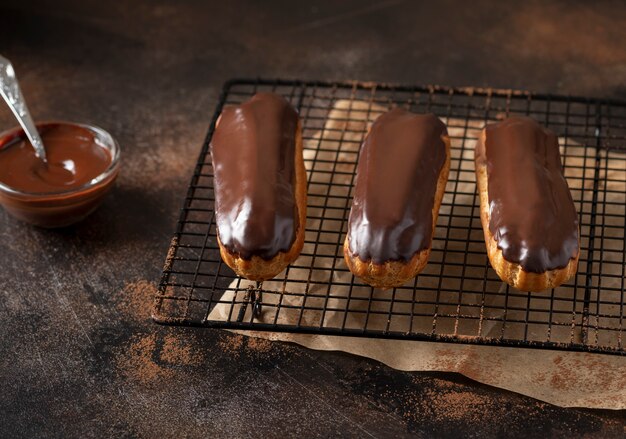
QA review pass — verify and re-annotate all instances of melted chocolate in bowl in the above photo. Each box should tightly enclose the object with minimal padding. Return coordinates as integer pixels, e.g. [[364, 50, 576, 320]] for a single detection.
[[0, 122, 120, 227]]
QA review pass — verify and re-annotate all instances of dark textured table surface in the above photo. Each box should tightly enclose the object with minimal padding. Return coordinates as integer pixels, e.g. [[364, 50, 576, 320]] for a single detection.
[[1, 1, 625, 437]]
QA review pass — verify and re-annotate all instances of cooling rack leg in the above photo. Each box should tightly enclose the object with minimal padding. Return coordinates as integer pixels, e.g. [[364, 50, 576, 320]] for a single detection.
[[236, 286, 253, 322], [253, 282, 263, 318]]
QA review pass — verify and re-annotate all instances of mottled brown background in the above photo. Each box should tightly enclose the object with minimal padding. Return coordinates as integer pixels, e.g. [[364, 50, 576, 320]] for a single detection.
[[0, 1, 625, 437]]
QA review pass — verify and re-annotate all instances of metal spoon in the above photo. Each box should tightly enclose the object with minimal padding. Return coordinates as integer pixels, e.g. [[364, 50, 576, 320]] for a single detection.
[[0, 54, 47, 163]]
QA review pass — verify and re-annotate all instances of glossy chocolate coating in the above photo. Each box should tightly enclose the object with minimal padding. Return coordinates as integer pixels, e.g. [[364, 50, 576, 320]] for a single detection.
[[210, 93, 299, 260], [347, 109, 447, 264], [0, 123, 111, 194], [476, 116, 579, 273], [0, 122, 118, 228]]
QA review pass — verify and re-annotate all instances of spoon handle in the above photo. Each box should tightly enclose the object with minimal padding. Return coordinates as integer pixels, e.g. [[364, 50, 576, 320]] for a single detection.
[[0, 55, 47, 163]]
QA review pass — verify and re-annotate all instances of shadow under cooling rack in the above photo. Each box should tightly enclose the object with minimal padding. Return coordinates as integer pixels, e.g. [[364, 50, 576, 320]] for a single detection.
[[153, 78, 626, 356]]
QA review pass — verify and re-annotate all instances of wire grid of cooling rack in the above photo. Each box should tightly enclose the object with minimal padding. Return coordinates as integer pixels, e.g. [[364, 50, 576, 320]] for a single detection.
[[153, 78, 626, 355]]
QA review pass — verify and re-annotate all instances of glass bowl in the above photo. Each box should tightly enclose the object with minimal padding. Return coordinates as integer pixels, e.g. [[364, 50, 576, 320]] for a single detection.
[[0, 121, 121, 228]]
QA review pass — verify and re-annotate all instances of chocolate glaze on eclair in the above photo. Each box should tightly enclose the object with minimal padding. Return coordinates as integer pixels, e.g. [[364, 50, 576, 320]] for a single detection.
[[348, 109, 448, 264], [344, 109, 450, 288], [475, 116, 579, 273], [210, 92, 300, 262]]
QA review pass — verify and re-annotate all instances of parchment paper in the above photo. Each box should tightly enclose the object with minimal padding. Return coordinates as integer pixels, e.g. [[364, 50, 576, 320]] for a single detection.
[[209, 100, 626, 409]]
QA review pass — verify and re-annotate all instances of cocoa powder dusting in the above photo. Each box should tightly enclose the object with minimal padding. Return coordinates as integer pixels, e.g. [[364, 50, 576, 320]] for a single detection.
[[115, 332, 202, 385], [246, 336, 273, 353], [549, 354, 626, 394], [116, 334, 173, 385], [456, 350, 504, 382], [218, 333, 245, 357], [218, 333, 275, 357], [423, 390, 494, 423], [115, 280, 158, 320], [160, 333, 202, 366], [162, 237, 179, 272], [405, 382, 541, 426]]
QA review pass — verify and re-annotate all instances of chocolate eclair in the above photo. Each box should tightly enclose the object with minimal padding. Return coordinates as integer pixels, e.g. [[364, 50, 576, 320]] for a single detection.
[[475, 116, 579, 291], [210, 93, 306, 280], [344, 109, 450, 289]]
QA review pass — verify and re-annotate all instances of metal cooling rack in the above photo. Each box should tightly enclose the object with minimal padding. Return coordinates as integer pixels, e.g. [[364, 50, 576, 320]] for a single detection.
[[153, 78, 626, 356]]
